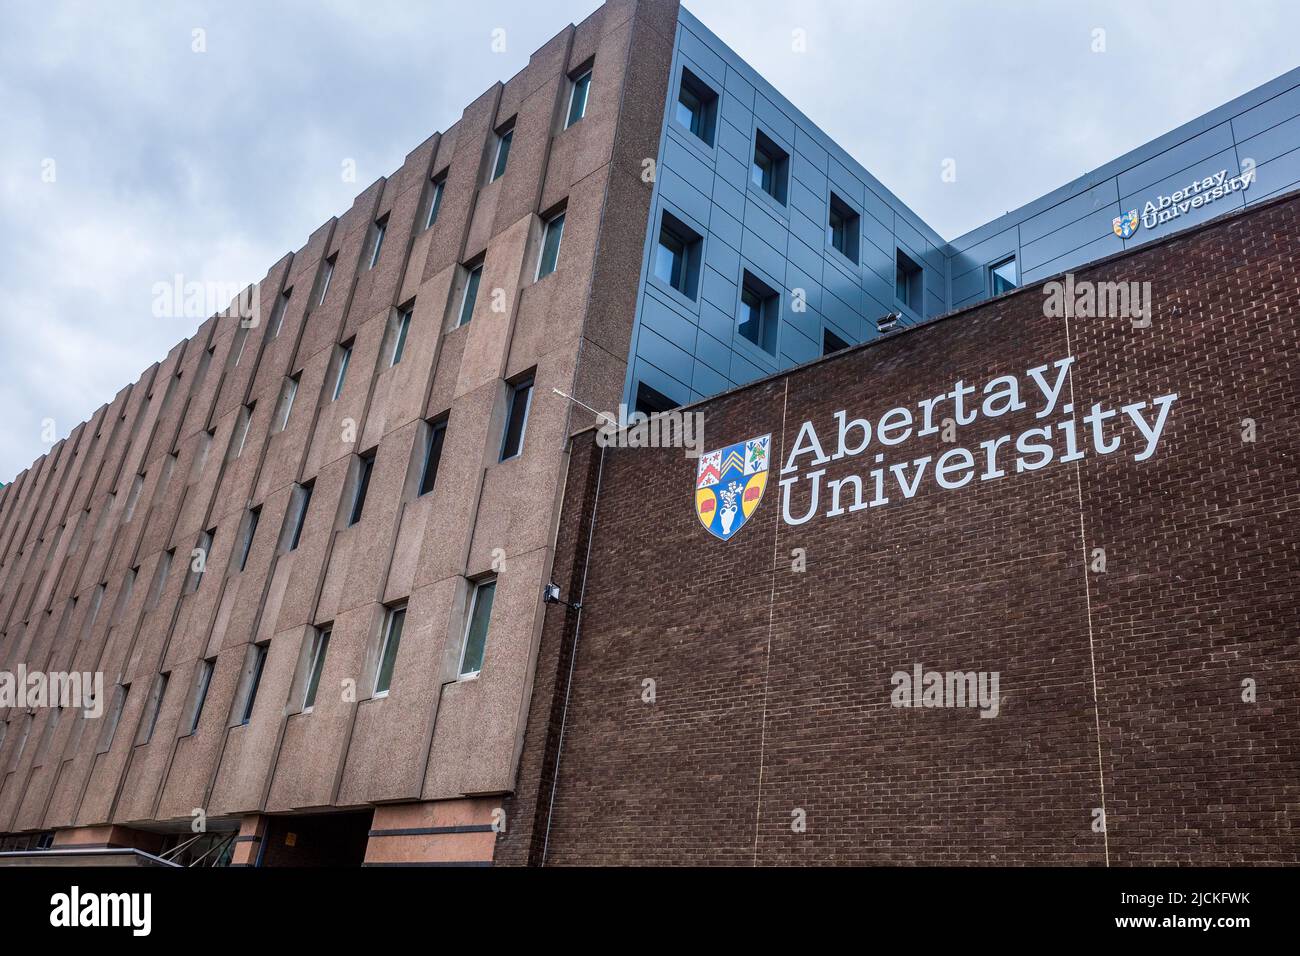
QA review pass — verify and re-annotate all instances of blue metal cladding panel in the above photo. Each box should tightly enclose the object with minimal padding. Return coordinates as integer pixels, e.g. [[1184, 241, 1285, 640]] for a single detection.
[[622, 11, 1300, 413], [621, 8, 951, 409], [948, 66, 1300, 303]]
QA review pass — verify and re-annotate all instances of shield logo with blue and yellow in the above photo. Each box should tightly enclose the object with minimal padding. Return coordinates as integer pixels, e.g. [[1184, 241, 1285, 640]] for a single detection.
[[1112, 209, 1139, 239], [694, 435, 770, 541]]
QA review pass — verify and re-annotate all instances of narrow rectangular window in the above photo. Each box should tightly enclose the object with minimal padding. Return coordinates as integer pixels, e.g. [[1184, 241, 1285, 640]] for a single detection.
[[458, 264, 482, 326], [368, 215, 388, 269], [459, 579, 496, 677], [491, 123, 514, 181], [895, 249, 924, 312], [751, 130, 790, 205], [827, 193, 861, 264], [275, 374, 299, 432], [123, 473, 145, 524], [98, 685, 128, 752], [186, 528, 214, 594], [140, 672, 169, 744], [738, 272, 779, 354], [303, 628, 331, 711], [239, 644, 267, 725], [317, 254, 336, 305], [237, 506, 260, 572], [284, 481, 312, 552], [566, 69, 592, 128], [230, 325, 250, 368], [390, 308, 412, 366], [146, 548, 174, 611], [332, 341, 352, 401], [536, 211, 565, 280], [418, 418, 447, 497], [232, 402, 255, 459], [195, 344, 215, 389], [189, 658, 214, 734], [349, 452, 374, 526], [269, 287, 291, 337], [424, 174, 446, 229], [35, 707, 63, 765], [112, 567, 138, 626], [10, 714, 34, 767], [193, 427, 215, 481], [374, 606, 406, 696], [499, 375, 534, 462]]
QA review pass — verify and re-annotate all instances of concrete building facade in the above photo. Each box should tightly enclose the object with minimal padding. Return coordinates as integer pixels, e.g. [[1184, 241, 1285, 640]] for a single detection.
[[1, 0, 1298, 865]]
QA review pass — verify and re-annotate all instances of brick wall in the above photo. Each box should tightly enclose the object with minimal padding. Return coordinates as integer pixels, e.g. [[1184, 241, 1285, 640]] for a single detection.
[[503, 192, 1300, 865]]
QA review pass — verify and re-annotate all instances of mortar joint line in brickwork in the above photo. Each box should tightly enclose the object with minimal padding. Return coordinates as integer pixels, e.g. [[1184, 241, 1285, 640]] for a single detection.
[[752, 379, 789, 866], [1063, 314, 1111, 867], [541, 444, 607, 866]]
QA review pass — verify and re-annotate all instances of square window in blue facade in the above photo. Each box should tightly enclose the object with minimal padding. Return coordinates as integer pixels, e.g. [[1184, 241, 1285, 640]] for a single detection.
[[676, 67, 718, 146], [823, 327, 850, 356], [828, 193, 860, 264], [739, 271, 779, 354], [751, 130, 789, 205], [990, 256, 1018, 295], [634, 381, 678, 416], [654, 211, 703, 299], [895, 249, 924, 313]]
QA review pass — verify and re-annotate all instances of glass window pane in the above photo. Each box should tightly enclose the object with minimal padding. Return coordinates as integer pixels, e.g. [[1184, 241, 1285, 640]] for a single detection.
[[288, 483, 311, 551], [333, 346, 350, 400], [349, 454, 373, 526], [655, 233, 684, 288], [492, 129, 513, 180], [991, 257, 1017, 294], [739, 288, 762, 344], [241, 645, 266, 724], [426, 180, 444, 229], [369, 220, 385, 268], [538, 213, 565, 278], [190, 660, 213, 733], [391, 310, 410, 365], [375, 609, 405, 694], [677, 88, 700, 134], [418, 421, 446, 497], [460, 581, 496, 676], [318, 258, 334, 305], [459, 266, 482, 326], [500, 379, 532, 461], [567, 71, 591, 127], [304, 631, 330, 709], [276, 377, 297, 431]]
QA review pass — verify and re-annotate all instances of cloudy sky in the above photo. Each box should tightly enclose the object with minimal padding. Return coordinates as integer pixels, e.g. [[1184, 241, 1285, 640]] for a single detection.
[[2, 0, 1297, 482]]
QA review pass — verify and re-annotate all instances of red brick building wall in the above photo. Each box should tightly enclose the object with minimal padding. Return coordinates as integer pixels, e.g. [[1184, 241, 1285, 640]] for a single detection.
[[500, 193, 1300, 865]]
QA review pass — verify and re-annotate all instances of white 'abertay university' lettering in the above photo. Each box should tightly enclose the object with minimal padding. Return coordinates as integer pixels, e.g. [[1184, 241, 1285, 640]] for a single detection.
[[779, 356, 1177, 526]]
